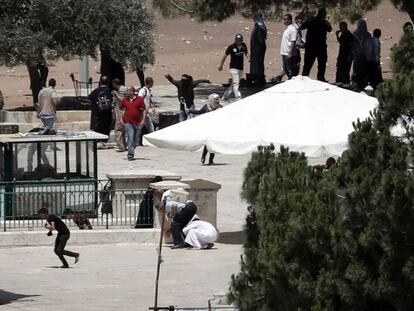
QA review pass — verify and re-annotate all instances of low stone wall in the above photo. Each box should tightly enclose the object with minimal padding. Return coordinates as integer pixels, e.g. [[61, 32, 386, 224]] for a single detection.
[[0, 229, 160, 247]]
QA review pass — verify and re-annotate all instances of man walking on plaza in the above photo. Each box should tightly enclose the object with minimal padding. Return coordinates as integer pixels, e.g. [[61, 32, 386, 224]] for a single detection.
[[120, 86, 146, 160], [301, 8, 332, 81], [280, 14, 297, 80], [218, 34, 249, 100], [38, 208, 79, 268], [138, 77, 155, 133], [38, 78, 60, 132]]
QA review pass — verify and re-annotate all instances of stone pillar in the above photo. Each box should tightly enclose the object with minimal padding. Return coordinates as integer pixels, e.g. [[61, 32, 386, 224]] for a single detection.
[[181, 179, 221, 228], [106, 170, 182, 221]]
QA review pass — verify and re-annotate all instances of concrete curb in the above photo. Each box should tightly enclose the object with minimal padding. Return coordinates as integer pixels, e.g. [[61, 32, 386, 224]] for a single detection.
[[0, 229, 161, 247]]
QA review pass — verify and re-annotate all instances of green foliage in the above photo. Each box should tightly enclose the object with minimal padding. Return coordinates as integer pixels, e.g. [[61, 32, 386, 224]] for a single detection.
[[230, 28, 414, 310], [152, 0, 413, 23], [230, 145, 339, 310], [0, 0, 155, 68]]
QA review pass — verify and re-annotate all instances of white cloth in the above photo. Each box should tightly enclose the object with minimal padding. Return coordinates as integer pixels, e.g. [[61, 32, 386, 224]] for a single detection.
[[143, 77, 379, 158], [223, 68, 242, 99], [183, 220, 218, 249], [138, 86, 152, 110], [280, 24, 297, 55]]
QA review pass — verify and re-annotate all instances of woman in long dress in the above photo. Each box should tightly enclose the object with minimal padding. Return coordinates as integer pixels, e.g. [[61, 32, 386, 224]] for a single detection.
[[351, 19, 371, 91]]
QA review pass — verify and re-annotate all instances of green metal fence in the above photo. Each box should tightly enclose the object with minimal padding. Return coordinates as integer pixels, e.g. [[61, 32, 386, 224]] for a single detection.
[[0, 179, 153, 231]]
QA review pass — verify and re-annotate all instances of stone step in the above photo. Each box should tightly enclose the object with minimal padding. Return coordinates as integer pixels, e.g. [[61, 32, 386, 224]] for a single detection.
[[1, 121, 90, 133], [0, 110, 91, 123], [0, 229, 160, 247]]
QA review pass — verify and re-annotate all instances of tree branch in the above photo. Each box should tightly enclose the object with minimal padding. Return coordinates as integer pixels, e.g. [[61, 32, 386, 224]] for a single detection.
[[167, 0, 194, 14]]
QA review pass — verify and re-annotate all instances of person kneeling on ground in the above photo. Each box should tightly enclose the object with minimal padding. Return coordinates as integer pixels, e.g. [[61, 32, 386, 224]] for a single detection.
[[183, 215, 218, 249], [63, 208, 93, 230], [38, 207, 80, 268], [188, 93, 222, 165], [156, 190, 198, 249]]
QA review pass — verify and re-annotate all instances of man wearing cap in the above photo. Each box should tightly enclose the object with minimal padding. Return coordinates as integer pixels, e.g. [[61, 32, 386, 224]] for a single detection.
[[218, 34, 249, 100]]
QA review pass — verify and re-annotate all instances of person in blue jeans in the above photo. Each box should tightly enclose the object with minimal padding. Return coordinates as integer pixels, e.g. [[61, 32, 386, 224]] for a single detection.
[[120, 86, 146, 160], [38, 78, 60, 132]]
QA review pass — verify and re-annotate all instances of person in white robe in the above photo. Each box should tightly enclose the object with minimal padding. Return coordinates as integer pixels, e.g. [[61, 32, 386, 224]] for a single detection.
[[182, 217, 218, 249]]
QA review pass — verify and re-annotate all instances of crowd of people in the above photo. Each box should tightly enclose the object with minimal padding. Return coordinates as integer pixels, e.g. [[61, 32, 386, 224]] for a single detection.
[[34, 12, 414, 167], [276, 8, 388, 91], [219, 8, 413, 97]]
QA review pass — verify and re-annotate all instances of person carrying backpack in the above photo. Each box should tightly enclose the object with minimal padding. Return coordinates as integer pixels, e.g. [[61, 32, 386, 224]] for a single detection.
[[88, 76, 113, 147]]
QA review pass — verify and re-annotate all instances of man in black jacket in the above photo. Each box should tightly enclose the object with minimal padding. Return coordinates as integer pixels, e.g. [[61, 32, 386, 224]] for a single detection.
[[88, 76, 113, 147], [165, 73, 210, 122], [301, 8, 332, 82]]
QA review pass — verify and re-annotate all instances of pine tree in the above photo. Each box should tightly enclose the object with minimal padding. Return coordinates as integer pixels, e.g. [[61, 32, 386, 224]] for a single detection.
[[229, 32, 414, 310]]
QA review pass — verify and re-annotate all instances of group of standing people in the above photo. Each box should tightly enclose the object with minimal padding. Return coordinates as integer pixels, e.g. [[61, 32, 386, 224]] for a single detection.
[[278, 8, 385, 91], [89, 75, 156, 160]]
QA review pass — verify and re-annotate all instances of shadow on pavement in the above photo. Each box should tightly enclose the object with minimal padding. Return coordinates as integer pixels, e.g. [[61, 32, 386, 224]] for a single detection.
[[218, 230, 246, 245], [44, 266, 73, 269], [0, 289, 40, 305]]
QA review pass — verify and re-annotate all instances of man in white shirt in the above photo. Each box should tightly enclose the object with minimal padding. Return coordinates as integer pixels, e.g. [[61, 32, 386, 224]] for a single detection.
[[280, 14, 297, 80], [183, 217, 218, 249], [138, 77, 155, 133]]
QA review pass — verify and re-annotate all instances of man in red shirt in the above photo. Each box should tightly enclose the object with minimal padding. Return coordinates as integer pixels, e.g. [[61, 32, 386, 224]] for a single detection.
[[120, 86, 146, 160]]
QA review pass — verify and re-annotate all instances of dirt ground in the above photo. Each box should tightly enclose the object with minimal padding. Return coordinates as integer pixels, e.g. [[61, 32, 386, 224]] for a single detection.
[[0, 1, 409, 109]]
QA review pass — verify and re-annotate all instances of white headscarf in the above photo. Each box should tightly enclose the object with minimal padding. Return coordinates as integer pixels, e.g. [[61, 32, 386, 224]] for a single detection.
[[207, 93, 221, 111]]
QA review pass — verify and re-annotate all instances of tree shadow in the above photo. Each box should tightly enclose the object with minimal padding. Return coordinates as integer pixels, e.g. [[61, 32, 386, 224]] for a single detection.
[[218, 230, 246, 245], [0, 289, 40, 305]]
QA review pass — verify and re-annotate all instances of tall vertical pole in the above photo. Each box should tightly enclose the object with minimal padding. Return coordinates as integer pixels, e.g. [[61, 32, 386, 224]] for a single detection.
[[154, 211, 166, 311], [80, 56, 89, 96]]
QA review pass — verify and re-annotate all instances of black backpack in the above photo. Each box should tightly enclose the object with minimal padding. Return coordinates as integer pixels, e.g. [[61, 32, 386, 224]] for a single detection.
[[96, 88, 112, 112]]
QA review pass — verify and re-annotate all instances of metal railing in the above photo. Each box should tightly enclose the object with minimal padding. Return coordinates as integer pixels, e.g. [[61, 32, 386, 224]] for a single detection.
[[0, 179, 153, 231]]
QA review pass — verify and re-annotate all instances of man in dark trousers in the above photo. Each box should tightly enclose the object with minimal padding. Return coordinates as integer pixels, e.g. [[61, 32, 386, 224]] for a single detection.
[[156, 190, 198, 249], [88, 76, 113, 147], [38, 208, 80, 268], [301, 8, 332, 81], [365, 28, 383, 90], [335, 21, 354, 84], [165, 73, 210, 122]]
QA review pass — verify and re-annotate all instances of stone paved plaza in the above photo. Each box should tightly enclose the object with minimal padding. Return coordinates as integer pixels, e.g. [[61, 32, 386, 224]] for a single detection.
[[0, 243, 242, 310]]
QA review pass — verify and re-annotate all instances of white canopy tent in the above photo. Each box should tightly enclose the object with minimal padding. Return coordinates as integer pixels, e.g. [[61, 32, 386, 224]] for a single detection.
[[143, 76, 378, 157]]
